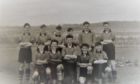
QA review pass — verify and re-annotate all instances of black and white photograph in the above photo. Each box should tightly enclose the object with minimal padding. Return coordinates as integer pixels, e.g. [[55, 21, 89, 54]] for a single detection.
[[0, 0, 140, 84]]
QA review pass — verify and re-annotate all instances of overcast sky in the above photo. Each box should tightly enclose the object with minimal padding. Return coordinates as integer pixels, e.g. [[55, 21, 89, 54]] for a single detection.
[[0, 0, 140, 26]]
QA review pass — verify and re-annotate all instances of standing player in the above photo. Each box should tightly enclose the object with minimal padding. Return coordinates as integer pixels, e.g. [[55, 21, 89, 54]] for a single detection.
[[78, 21, 96, 51], [36, 24, 51, 45], [100, 22, 117, 82], [62, 35, 80, 84], [52, 25, 64, 46], [17, 23, 35, 84], [64, 27, 79, 45]]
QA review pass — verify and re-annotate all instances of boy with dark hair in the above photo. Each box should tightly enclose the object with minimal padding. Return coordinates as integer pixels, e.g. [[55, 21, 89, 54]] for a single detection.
[[93, 42, 108, 84], [17, 23, 35, 84], [62, 34, 80, 84], [52, 25, 64, 46], [63, 27, 79, 45], [77, 43, 93, 84], [78, 21, 96, 51], [47, 40, 63, 84], [83, 21, 90, 25], [66, 27, 74, 37], [100, 22, 117, 82], [36, 24, 51, 45], [32, 44, 49, 84]]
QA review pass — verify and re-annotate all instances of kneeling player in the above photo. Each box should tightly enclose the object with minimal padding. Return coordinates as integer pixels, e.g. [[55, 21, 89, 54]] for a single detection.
[[62, 35, 80, 84], [93, 42, 108, 84], [77, 44, 93, 84], [47, 40, 63, 84], [32, 44, 49, 84]]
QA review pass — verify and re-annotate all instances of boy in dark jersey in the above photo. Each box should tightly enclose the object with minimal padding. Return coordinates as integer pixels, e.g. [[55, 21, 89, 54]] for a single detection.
[[77, 44, 93, 84], [47, 40, 63, 84], [32, 44, 49, 84], [62, 35, 80, 84]]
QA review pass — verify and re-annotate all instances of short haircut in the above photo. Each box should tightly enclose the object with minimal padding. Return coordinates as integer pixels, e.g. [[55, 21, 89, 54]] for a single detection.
[[36, 45, 48, 54], [50, 39, 59, 45], [95, 42, 102, 46], [67, 27, 73, 32], [81, 43, 89, 48], [56, 25, 62, 30], [83, 21, 90, 25], [24, 23, 30, 28], [40, 24, 47, 28], [66, 34, 73, 39], [43, 45, 49, 52], [103, 22, 109, 26]]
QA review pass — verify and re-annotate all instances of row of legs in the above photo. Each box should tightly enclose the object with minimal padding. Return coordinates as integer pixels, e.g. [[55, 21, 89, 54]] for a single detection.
[[18, 63, 117, 84]]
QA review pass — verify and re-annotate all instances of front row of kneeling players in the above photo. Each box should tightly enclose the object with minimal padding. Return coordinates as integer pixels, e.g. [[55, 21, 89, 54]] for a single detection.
[[32, 34, 110, 84]]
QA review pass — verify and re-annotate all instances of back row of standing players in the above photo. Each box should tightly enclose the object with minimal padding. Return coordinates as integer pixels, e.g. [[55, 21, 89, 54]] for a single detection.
[[17, 21, 116, 84]]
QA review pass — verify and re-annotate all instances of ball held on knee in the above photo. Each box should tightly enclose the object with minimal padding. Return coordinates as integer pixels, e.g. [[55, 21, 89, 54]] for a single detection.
[[46, 67, 51, 74], [56, 64, 64, 72], [105, 66, 112, 72]]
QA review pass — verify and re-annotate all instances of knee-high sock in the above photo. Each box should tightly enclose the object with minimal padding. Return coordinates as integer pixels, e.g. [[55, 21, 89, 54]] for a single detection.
[[19, 70, 24, 81], [25, 68, 30, 81], [112, 70, 117, 80]]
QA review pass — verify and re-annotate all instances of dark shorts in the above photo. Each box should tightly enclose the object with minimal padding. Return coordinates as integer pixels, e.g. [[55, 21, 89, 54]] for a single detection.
[[48, 63, 61, 79], [93, 63, 107, 78], [103, 43, 115, 60], [34, 64, 48, 82], [63, 61, 77, 84], [18, 47, 32, 63], [79, 67, 87, 77], [63, 61, 77, 78]]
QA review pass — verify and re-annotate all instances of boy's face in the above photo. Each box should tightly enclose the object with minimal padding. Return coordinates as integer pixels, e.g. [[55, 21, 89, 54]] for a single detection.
[[96, 45, 103, 52], [83, 24, 90, 31], [40, 27, 46, 33], [24, 26, 30, 32], [55, 32, 61, 37], [38, 44, 45, 54], [68, 30, 73, 35], [82, 46, 89, 54], [66, 38, 73, 44], [104, 28, 110, 33], [103, 24, 109, 29], [51, 42, 58, 48]]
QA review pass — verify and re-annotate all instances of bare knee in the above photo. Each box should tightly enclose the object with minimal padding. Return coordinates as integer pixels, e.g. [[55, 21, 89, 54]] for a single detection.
[[79, 77, 86, 84]]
